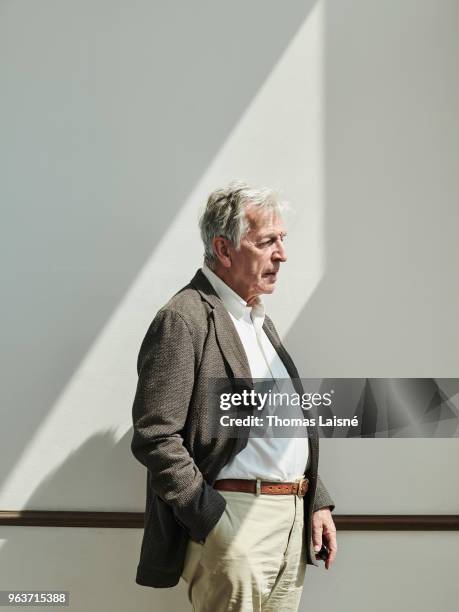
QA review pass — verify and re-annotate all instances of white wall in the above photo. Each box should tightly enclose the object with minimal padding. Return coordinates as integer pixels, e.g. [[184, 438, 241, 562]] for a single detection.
[[1, 529, 458, 612], [1, 1, 458, 611]]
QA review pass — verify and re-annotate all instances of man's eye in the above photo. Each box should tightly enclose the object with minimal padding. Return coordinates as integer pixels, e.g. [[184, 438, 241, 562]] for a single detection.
[[257, 235, 286, 247]]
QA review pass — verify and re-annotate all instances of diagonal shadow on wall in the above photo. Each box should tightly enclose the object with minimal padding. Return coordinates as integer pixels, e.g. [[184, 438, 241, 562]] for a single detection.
[[1, 1, 318, 489], [0, 430, 191, 610], [284, 0, 459, 379]]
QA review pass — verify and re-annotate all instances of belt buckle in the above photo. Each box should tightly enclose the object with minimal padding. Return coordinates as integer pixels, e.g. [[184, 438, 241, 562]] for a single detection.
[[296, 477, 308, 498]]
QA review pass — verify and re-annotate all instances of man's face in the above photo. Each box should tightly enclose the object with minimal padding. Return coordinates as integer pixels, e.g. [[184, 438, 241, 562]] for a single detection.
[[227, 205, 287, 303]]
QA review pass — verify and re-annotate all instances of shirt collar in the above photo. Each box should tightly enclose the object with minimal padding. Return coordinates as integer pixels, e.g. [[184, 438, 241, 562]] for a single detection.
[[201, 264, 265, 330]]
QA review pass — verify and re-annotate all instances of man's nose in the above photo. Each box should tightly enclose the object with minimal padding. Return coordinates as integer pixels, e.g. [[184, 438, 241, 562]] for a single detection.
[[273, 240, 287, 263]]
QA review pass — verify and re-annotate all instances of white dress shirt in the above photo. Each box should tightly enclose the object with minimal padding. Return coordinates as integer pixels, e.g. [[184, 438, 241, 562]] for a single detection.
[[201, 265, 309, 482]]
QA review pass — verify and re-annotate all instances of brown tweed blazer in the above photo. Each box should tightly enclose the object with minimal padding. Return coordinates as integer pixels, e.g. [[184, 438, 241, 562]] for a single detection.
[[131, 269, 334, 588]]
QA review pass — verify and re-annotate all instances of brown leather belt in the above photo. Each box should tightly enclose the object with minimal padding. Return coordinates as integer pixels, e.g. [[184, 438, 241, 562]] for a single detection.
[[214, 477, 309, 497]]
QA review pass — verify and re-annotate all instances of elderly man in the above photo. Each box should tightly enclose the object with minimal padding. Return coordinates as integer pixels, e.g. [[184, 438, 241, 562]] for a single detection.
[[131, 182, 337, 611]]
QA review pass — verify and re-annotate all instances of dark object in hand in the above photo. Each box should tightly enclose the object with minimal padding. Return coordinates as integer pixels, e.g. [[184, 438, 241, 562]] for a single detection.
[[315, 544, 329, 561]]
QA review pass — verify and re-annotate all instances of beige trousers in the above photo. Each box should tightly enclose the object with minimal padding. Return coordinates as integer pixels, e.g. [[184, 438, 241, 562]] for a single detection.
[[181, 490, 306, 612]]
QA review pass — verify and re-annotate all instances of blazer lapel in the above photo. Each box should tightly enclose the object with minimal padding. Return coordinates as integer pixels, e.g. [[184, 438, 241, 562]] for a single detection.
[[190, 269, 253, 384], [263, 316, 300, 382], [263, 315, 319, 474]]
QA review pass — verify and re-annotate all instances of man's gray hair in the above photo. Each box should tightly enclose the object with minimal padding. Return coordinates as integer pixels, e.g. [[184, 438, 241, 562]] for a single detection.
[[199, 181, 285, 269]]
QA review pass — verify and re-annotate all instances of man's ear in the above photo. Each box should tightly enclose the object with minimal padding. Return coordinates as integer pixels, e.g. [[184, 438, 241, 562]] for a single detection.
[[212, 236, 232, 268]]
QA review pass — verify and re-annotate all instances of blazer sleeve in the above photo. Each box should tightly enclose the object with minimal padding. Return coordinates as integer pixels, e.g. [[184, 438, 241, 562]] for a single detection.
[[130, 308, 225, 543], [313, 474, 335, 512]]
